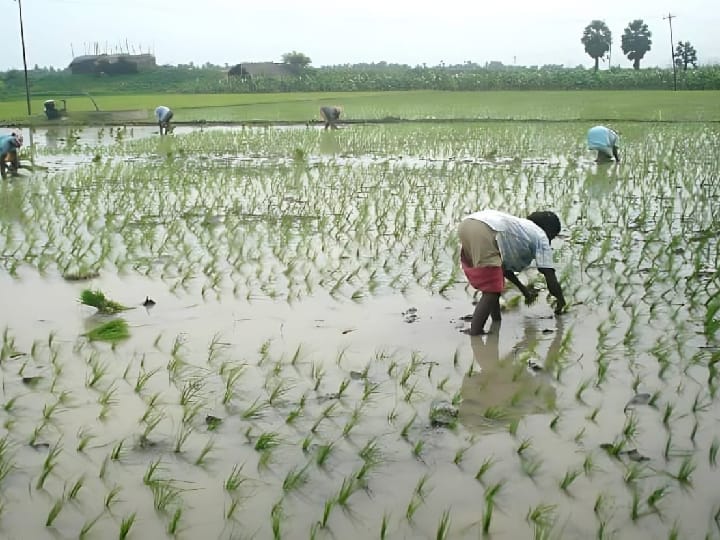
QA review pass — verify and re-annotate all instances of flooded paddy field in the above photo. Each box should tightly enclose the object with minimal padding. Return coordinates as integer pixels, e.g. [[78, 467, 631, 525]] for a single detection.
[[0, 121, 719, 539]]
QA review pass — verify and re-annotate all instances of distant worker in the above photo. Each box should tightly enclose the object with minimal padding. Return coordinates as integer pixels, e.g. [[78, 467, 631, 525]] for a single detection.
[[155, 105, 174, 135], [458, 209, 566, 335], [0, 131, 23, 179], [320, 106, 342, 130], [587, 125, 620, 163]]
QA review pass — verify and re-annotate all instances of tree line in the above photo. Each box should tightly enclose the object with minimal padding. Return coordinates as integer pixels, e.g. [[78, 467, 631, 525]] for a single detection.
[[581, 19, 698, 71], [1, 64, 718, 99]]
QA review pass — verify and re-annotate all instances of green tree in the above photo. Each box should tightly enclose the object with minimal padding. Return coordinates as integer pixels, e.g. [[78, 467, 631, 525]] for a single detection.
[[281, 51, 312, 73], [674, 41, 698, 70], [620, 19, 652, 70], [581, 20, 612, 71]]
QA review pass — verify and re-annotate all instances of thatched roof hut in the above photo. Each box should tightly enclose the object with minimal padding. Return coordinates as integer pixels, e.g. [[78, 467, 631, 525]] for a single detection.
[[69, 54, 157, 75]]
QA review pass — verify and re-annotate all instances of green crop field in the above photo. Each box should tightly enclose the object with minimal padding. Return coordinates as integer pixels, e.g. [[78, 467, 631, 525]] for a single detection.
[[1, 90, 719, 125]]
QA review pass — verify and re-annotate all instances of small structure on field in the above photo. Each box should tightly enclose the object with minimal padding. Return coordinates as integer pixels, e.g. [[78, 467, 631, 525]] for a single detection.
[[69, 53, 157, 75], [227, 62, 297, 80]]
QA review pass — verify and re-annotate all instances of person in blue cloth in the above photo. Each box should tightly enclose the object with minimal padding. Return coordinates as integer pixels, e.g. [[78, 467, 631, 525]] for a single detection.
[[155, 105, 174, 135], [0, 132, 23, 179], [587, 125, 620, 163]]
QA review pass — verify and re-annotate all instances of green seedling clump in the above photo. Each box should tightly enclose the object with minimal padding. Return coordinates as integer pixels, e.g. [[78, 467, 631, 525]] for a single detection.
[[81, 289, 131, 314], [85, 319, 130, 342]]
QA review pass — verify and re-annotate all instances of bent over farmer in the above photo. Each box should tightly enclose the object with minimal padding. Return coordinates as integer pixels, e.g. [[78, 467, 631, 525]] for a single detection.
[[320, 106, 342, 130], [0, 132, 23, 179], [458, 209, 566, 335], [587, 125, 620, 163], [155, 105, 174, 135]]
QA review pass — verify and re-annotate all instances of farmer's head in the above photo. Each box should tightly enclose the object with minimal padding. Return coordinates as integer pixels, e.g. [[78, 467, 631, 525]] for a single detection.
[[528, 211, 561, 241], [10, 131, 23, 148]]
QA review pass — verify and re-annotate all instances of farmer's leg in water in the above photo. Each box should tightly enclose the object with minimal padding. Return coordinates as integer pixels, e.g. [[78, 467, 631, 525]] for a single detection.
[[458, 218, 504, 335], [471, 292, 501, 335]]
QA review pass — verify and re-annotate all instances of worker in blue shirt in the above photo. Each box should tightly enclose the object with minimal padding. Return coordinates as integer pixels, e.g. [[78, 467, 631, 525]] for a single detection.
[[587, 125, 620, 163]]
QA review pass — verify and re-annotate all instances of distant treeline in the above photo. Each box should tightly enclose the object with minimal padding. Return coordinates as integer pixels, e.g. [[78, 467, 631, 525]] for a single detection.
[[1, 64, 719, 98]]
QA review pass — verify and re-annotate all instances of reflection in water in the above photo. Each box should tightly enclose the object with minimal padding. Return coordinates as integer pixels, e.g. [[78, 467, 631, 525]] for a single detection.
[[459, 319, 561, 432], [319, 131, 341, 155], [0, 181, 25, 223], [583, 164, 620, 200], [45, 127, 62, 150]]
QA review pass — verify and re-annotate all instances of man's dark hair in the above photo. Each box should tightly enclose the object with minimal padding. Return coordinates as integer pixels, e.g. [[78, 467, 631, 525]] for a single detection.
[[528, 211, 561, 241]]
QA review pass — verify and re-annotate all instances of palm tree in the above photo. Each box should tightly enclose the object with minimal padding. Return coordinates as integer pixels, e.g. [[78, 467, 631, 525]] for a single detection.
[[621, 19, 652, 70], [581, 20, 612, 71], [674, 41, 698, 70]]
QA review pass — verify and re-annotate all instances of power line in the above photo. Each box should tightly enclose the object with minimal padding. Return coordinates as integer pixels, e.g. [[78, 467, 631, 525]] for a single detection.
[[663, 12, 678, 91]]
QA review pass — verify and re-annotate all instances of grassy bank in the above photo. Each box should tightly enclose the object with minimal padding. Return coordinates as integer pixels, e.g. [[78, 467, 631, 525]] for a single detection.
[[1, 90, 719, 125]]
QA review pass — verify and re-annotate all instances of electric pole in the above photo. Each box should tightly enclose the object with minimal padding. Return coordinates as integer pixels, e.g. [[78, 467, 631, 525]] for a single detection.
[[15, 0, 32, 115], [663, 12, 678, 91]]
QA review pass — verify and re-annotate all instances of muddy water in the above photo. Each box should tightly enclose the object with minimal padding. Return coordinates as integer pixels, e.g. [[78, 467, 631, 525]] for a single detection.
[[0, 123, 718, 539]]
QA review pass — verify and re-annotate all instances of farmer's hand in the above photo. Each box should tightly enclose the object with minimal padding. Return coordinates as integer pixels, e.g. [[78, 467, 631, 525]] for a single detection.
[[524, 289, 539, 306], [554, 297, 567, 315]]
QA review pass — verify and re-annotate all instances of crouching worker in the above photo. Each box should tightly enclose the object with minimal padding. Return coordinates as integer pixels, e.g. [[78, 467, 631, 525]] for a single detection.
[[0, 132, 23, 179], [320, 106, 342, 130], [587, 125, 620, 163], [155, 105, 174, 135], [458, 209, 566, 335]]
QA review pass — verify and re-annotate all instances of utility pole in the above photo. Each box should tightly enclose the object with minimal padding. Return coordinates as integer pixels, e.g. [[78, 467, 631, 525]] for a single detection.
[[663, 12, 678, 91], [15, 0, 32, 115]]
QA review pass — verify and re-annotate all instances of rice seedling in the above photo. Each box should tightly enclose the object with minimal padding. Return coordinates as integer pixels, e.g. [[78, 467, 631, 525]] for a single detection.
[[167, 508, 183, 536], [672, 457, 695, 486], [622, 413, 639, 440], [174, 424, 193, 453], [150, 479, 183, 512], [400, 413, 417, 439], [454, 446, 469, 466], [104, 485, 121, 509], [282, 464, 309, 493], [119, 512, 136, 540], [241, 397, 269, 419], [380, 511, 390, 539], [436, 509, 451, 540], [36, 441, 62, 490], [517, 437, 533, 455], [67, 475, 85, 500], [134, 365, 161, 393], [559, 468, 581, 492], [475, 457, 495, 484], [406, 494, 422, 523], [342, 405, 363, 437], [45, 497, 64, 527], [337, 475, 358, 507], [110, 438, 126, 461], [574, 378, 592, 403], [710, 437, 719, 467], [525, 504, 557, 530], [321, 497, 335, 528], [195, 438, 215, 466], [412, 439, 425, 460], [224, 464, 246, 492], [315, 442, 334, 467], [254, 431, 281, 452], [86, 355, 109, 388], [647, 485, 669, 513]]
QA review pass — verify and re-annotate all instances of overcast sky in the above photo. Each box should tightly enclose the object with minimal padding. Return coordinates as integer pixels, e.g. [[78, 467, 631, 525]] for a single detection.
[[3, 0, 719, 71]]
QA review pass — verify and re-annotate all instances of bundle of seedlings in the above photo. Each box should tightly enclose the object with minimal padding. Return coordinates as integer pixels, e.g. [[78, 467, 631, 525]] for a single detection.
[[80, 289, 130, 314], [84, 319, 130, 342]]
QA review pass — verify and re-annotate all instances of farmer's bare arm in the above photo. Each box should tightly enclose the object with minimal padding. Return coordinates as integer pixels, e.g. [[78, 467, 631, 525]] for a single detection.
[[503, 268, 534, 301], [612, 145, 620, 162], [538, 267, 566, 314]]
